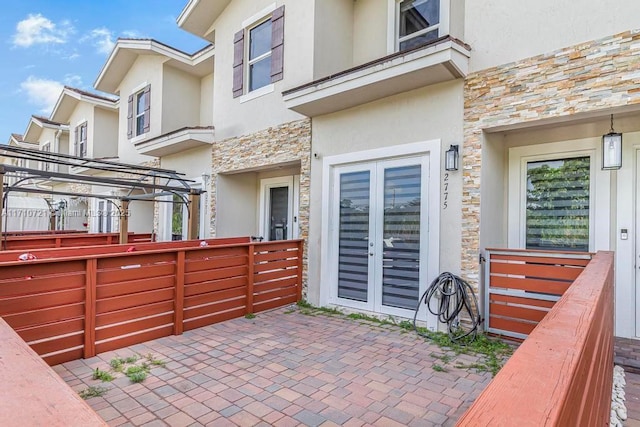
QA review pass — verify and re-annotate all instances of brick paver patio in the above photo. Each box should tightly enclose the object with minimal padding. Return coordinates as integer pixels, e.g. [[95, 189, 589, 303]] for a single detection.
[[57, 306, 496, 426]]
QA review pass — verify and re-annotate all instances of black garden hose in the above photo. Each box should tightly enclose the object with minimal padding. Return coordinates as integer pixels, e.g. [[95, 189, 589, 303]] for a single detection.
[[413, 272, 483, 342]]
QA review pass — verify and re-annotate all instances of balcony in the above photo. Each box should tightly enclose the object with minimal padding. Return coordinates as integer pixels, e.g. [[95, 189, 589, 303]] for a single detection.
[[134, 126, 214, 157], [283, 36, 471, 117]]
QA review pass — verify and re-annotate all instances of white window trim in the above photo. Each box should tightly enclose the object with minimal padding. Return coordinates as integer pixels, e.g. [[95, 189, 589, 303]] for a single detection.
[[245, 16, 273, 95], [76, 121, 88, 157], [239, 83, 274, 103], [40, 141, 51, 171], [507, 140, 611, 253], [387, 0, 450, 54], [320, 140, 441, 330], [242, 3, 276, 28]]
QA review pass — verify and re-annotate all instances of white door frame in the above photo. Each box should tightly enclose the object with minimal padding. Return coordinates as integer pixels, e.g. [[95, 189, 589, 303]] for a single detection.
[[320, 140, 441, 329], [258, 176, 298, 241], [507, 140, 610, 252]]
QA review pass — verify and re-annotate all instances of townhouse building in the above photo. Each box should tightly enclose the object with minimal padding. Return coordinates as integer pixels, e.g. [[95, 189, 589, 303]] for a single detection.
[[94, 39, 215, 240], [49, 86, 118, 232], [178, 0, 640, 339]]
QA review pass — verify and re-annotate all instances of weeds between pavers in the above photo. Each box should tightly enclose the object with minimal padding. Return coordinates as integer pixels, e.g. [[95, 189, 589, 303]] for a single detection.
[[295, 300, 513, 376], [78, 353, 166, 399]]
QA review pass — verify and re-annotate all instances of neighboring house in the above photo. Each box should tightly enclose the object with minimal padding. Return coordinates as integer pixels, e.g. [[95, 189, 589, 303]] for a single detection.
[[49, 86, 119, 232], [2, 133, 38, 189], [178, 1, 310, 244], [94, 39, 215, 240], [180, 0, 640, 339]]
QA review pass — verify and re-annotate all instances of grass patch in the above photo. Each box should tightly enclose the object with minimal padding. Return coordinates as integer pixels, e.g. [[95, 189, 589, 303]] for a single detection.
[[109, 357, 124, 372], [92, 368, 114, 382], [297, 300, 342, 316], [125, 365, 148, 383], [78, 385, 108, 399], [245, 313, 256, 319], [432, 363, 448, 373]]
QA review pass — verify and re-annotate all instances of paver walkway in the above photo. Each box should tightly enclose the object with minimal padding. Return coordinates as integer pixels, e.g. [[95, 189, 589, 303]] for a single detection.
[[615, 337, 640, 425], [57, 306, 496, 426]]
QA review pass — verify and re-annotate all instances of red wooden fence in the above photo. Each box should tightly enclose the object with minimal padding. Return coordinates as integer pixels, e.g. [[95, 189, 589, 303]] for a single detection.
[[1, 232, 154, 250], [458, 251, 614, 426], [0, 239, 303, 365], [484, 248, 592, 339]]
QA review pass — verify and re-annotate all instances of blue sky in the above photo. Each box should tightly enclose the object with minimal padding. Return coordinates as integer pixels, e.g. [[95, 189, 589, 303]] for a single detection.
[[0, 0, 207, 141]]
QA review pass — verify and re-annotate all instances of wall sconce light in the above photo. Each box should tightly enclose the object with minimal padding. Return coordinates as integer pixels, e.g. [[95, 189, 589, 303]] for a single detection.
[[602, 114, 622, 170], [445, 145, 459, 171]]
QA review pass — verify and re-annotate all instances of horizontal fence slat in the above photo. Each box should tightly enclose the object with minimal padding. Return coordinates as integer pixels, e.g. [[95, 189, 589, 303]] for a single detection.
[[489, 303, 549, 323], [97, 264, 175, 285], [95, 312, 174, 342], [489, 293, 556, 308], [490, 254, 590, 266], [96, 301, 174, 328], [183, 307, 246, 331], [0, 261, 86, 281], [253, 286, 298, 304], [254, 295, 298, 313], [2, 303, 85, 330], [254, 258, 299, 273], [183, 297, 246, 320], [490, 275, 571, 295], [184, 276, 248, 297], [490, 262, 583, 281], [254, 276, 299, 294], [29, 332, 84, 356], [184, 265, 247, 286], [0, 288, 85, 315], [42, 347, 84, 366], [15, 318, 84, 343], [255, 268, 298, 284], [97, 275, 175, 299], [185, 254, 247, 273], [97, 288, 174, 314], [488, 316, 537, 336], [95, 325, 173, 354], [254, 248, 300, 263], [0, 273, 85, 297], [184, 287, 246, 309]]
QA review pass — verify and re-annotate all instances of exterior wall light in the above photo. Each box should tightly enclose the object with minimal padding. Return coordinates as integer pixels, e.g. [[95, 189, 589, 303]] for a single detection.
[[445, 145, 459, 171], [602, 114, 622, 170]]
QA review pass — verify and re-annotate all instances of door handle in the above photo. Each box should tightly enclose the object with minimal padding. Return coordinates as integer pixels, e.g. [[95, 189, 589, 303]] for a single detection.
[[369, 252, 374, 256]]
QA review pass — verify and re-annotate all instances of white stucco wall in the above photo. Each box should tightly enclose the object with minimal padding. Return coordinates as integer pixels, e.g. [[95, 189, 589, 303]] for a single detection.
[[200, 73, 214, 126], [161, 64, 201, 133], [465, 0, 640, 72], [93, 107, 119, 159], [352, 0, 387, 66], [307, 80, 464, 305], [209, 0, 312, 140], [313, 0, 354, 78], [216, 173, 258, 237]]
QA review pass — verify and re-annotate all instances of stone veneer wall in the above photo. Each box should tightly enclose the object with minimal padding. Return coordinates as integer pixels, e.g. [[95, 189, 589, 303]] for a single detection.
[[462, 30, 640, 290], [210, 119, 311, 292]]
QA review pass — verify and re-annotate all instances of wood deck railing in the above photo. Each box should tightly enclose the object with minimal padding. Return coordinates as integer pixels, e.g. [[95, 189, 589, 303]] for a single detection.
[[0, 317, 107, 426], [1, 232, 154, 250], [0, 238, 303, 365], [484, 248, 592, 339], [457, 251, 614, 426], [2, 229, 88, 236]]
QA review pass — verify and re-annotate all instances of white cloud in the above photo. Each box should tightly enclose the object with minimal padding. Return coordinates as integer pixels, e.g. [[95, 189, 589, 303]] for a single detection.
[[12, 14, 74, 48], [20, 76, 63, 114], [121, 30, 144, 39], [63, 74, 83, 87], [82, 27, 115, 55]]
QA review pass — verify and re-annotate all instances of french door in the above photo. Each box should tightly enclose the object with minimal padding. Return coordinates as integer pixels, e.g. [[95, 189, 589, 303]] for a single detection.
[[331, 156, 429, 317]]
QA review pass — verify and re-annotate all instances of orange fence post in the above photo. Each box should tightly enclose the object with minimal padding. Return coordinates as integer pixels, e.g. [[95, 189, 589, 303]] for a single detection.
[[297, 240, 304, 302], [174, 250, 185, 335], [83, 258, 97, 358], [246, 243, 255, 315]]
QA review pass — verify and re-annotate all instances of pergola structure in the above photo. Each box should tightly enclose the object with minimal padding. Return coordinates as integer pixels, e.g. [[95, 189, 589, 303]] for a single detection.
[[0, 144, 204, 244]]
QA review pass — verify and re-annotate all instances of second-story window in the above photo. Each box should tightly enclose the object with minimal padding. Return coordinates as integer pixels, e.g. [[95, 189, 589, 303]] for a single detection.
[[248, 19, 272, 92], [397, 0, 441, 51], [127, 84, 151, 139], [75, 122, 88, 158], [233, 6, 285, 98]]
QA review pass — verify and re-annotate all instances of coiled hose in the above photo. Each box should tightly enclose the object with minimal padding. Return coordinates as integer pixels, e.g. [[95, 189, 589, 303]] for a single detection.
[[413, 272, 483, 342]]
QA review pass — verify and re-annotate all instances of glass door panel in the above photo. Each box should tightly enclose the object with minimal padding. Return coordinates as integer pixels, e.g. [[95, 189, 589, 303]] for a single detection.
[[337, 171, 371, 303], [381, 165, 422, 310], [269, 187, 289, 241]]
